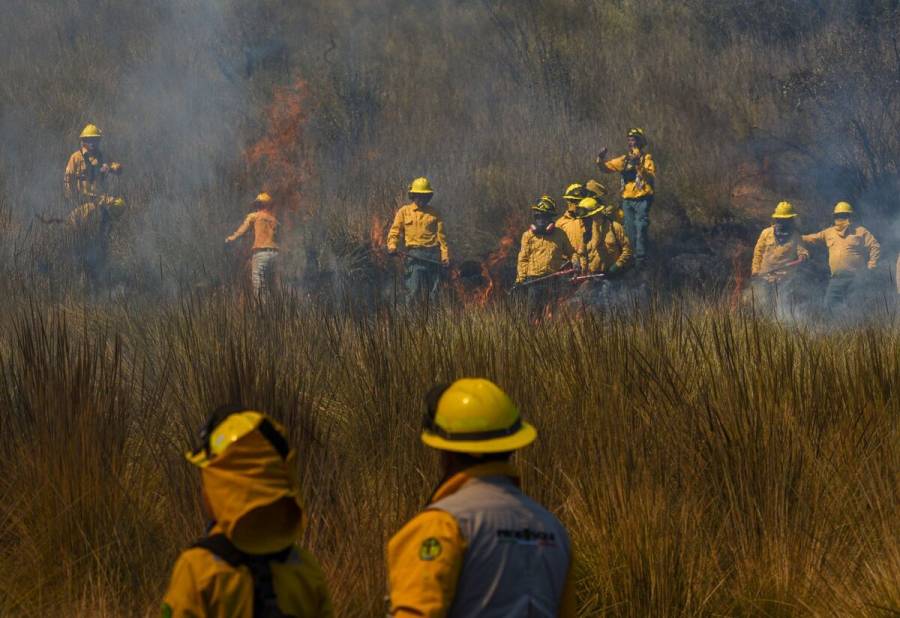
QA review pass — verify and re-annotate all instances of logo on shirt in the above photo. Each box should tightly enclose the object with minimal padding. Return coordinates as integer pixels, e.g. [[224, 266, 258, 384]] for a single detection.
[[497, 528, 557, 547], [419, 537, 442, 561]]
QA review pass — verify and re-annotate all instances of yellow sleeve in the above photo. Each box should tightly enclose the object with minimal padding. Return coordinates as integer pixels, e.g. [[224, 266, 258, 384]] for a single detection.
[[864, 229, 880, 269], [64, 154, 77, 201], [751, 230, 767, 275], [161, 552, 206, 618], [641, 153, 655, 178], [516, 231, 530, 283], [228, 213, 254, 242], [559, 229, 575, 264], [437, 219, 449, 263], [613, 222, 632, 268], [602, 155, 626, 173], [387, 208, 404, 252], [801, 230, 826, 245], [387, 509, 466, 618]]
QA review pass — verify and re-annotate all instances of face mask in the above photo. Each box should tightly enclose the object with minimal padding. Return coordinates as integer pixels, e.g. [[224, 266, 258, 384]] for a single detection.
[[774, 221, 793, 237], [834, 218, 851, 231]]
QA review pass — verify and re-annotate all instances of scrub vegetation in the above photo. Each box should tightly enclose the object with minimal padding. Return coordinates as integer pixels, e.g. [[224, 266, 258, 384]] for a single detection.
[[1, 1, 899, 616], [0, 290, 897, 616]]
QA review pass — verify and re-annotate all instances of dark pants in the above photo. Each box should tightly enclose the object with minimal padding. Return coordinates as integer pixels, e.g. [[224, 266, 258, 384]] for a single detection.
[[824, 274, 856, 314], [523, 279, 560, 319], [749, 276, 799, 318], [569, 278, 611, 310], [404, 248, 442, 306], [622, 197, 652, 263]]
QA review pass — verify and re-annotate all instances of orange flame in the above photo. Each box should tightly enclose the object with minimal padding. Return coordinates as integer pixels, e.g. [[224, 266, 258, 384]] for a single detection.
[[369, 214, 389, 267], [475, 233, 517, 306], [245, 79, 313, 219]]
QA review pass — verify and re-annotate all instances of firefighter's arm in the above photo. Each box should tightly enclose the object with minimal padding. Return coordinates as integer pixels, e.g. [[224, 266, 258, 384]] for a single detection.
[[864, 229, 881, 269], [796, 239, 809, 261], [387, 509, 465, 618], [751, 231, 767, 275], [516, 232, 530, 284], [64, 155, 77, 200], [387, 208, 404, 253], [161, 553, 206, 618], [614, 223, 632, 268], [437, 219, 449, 264], [801, 230, 826, 246], [640, 153, 656, 181], [226, 214, 254, 243], [601, 155, 626, 174]]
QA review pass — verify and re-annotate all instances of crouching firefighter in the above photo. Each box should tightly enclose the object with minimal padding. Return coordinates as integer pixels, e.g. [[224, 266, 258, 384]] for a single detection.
[[162, 405, 333, 617], [515, 195, 576, 319], [387, 378, 575, 617], [749, 201, 808, 315]]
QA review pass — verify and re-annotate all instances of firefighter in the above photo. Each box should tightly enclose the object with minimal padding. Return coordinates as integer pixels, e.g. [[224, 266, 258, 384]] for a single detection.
[[802, 201, 880, 315], [162, 405, 333, 617], [584, 179, 623, 223], [569, 197, 631, 308], [386, 177, 450, 306], [749, 201, 809, 315], [596, 128, 656, 265], [387, 378, 575, 617], [64, 123, 124, 210], [555, 183, 589, 253], [515, 195, 576, 319], [226, 192, 280, 296]]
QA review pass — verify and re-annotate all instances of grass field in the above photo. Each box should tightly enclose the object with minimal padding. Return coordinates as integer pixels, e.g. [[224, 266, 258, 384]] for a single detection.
[[0, 290, 896, 616]]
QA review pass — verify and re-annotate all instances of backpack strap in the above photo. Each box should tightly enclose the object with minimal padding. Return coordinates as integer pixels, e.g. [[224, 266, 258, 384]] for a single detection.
[[192, 534, 295, 617]]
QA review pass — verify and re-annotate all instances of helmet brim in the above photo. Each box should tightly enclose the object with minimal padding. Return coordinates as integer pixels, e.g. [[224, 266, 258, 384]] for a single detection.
[[574, 206, 604, 219], [420, 421, 537, 453], [408, 190, 434, 196], [771, 213, 798, 219]]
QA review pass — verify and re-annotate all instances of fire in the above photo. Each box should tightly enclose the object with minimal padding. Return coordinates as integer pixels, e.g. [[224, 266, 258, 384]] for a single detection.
[[475, 233, 517, 306], [369, 214, 389, 267], [451, 223, 519, 307], [244, 79, 313, 219]]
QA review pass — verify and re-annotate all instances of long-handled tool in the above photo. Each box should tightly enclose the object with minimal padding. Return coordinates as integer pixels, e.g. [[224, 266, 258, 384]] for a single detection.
[[752, 258, 803, 279], [508, 268, 577, 294], [393, 250, 444, 266]]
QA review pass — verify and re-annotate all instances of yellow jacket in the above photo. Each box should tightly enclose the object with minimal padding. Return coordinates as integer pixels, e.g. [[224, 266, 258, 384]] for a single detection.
[[601, 150, 656, 199], [64, 147, 121, 203], [569, 217, 631, 273], [227, 209, 279, 250], [751, 226, 809, 276], [516, 225, 575, 283], [802, 223, 880, 275], [387, 462, 575, 618], [162, 429, 332, 617], [387, 203, 449, 263]]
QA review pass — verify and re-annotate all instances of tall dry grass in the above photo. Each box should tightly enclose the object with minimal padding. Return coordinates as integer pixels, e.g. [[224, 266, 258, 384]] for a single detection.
[[0, 290, 896, 616]]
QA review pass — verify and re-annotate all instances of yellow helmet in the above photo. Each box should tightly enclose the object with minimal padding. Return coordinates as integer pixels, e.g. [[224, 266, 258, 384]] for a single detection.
[[584, 179, 608, 198], [186, 408, 290, 467], [772, 201, 798, 219], [253, 192, 273, 205], [574, 197, 604, 219], [627, 127, 646, 141], [563, 183, 585, 201], [531, 195, 557, 215], [79, 124, 102, 139], [833, 201, 854, 215], [408, 177, 434, 195], [421, 378, 537, 454]]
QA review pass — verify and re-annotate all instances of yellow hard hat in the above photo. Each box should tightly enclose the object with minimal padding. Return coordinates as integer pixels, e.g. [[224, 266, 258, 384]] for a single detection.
[[186, 408, 290, 467], [584, 179, 608, 198], [627, 127, 646, 140], [574, 197, 604, 219], [408, 177, 434, 195], [772, 201, 798, 219], [833, 201, 854, 215], [79, 124, 102, 139], [563, 183, 585, 201], [531, 195, 557, 215], [253, 192, 273, 205], [421, 378, 537, 454], [109, 197, 126, 209]]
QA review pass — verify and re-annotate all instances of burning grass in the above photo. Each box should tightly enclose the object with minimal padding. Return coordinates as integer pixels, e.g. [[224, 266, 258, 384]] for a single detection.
[[0, 290, 896, 616]]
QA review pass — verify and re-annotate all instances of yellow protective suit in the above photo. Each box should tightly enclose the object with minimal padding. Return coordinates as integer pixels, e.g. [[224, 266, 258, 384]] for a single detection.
[[569, 217, 631, 273], [386, 462, 576, 618], [751, 226, 808, 276], [64, 147, 121, 203], [162, 427, 332, 617], [601, 150, 656, 199], [387, 203, 449, 264], [802, 223, 880, 275], [516, 225, 575, 283]]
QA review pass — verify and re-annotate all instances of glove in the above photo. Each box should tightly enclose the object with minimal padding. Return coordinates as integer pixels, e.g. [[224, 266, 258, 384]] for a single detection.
[[441, 259, 450, 268], [607, 264, 620, 275]]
